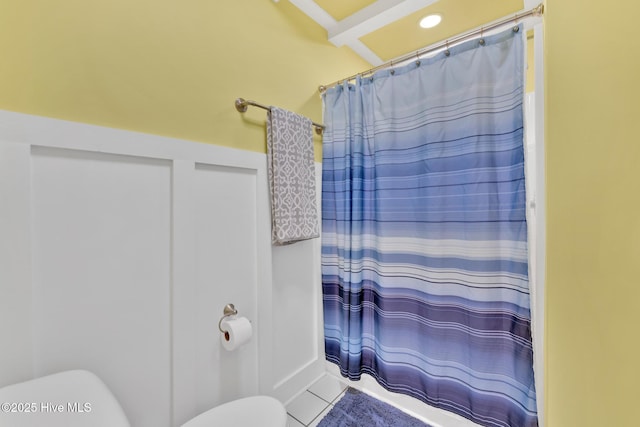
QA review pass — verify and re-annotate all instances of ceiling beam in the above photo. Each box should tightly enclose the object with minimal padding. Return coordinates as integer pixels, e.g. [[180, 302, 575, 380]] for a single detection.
[[328, 0, 440, 47]]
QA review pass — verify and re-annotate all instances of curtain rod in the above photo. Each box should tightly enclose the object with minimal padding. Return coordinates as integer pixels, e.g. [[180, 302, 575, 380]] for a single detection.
[[235, 98, 324, 135], [318, 3, 544, 93]]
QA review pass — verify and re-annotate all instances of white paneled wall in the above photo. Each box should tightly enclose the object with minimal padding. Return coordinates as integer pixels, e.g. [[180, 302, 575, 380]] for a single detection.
[[270, 185, 325, 402], [0, 142, 32, 387], [192, 164, 259, 411], [0, 110, 324, 427], [30, 148, 173, 427]]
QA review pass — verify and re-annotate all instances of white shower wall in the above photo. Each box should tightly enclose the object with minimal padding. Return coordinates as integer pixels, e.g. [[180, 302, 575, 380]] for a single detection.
[[0, 110, 324, 427]]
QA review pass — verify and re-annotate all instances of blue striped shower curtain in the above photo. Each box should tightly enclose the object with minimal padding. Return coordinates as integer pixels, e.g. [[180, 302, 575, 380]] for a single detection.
[[321, 27, 538, 427]]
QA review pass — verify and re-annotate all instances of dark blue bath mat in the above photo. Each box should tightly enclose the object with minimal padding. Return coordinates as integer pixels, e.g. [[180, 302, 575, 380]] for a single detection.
[[316, 388, 432, 427]]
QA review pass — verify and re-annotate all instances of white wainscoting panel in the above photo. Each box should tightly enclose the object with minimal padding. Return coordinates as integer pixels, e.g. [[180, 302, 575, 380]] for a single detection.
[[0, 110, 324, 427], [30, 147, 173, 427], [271, 166, 325, 403], [272, 240, 318, 383], [0, 142, 33, 387], [193, 163, 259, 413]]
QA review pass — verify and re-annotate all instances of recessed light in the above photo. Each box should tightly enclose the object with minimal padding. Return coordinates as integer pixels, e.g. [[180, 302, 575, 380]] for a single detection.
[[419, 14, 442, 29]]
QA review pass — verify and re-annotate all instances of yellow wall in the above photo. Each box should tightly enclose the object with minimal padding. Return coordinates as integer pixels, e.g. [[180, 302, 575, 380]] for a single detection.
[[545, 1, 640, 425], [0, 0, 369, 161]]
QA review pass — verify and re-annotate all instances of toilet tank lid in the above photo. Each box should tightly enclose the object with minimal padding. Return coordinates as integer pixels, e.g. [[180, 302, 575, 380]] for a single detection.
[[0, 370, 130, 427], [181, 395, 286, 427]]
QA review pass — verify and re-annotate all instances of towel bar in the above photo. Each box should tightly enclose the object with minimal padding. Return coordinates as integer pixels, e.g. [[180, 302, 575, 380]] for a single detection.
[[234, 98, 324, 135]]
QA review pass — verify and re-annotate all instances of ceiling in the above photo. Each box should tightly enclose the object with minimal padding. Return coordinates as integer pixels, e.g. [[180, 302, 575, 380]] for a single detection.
[[285, 0, 539, 66]]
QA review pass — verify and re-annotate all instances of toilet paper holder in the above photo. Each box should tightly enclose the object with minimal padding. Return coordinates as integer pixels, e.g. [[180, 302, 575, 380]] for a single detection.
[[218, 303, 238, 334]]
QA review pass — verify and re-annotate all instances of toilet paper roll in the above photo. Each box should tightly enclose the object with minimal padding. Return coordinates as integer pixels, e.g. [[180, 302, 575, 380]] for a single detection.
[[220, 316, 252, 351]]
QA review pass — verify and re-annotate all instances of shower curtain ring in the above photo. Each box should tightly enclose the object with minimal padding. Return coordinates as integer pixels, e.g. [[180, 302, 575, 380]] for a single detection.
[[444, 41, 450, 57]]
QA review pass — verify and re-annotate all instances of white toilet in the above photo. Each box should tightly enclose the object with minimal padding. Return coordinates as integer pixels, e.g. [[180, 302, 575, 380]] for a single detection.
[[181, 395, 287, 427], [0, 370, 287, 427]]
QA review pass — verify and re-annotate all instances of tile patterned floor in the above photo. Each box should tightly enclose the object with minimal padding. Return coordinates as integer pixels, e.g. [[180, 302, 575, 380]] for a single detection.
[[286, 375, 348, 427]]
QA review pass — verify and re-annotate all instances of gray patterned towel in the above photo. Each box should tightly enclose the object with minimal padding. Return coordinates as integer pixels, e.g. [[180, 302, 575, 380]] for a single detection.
[[266, 106, 319, 245]]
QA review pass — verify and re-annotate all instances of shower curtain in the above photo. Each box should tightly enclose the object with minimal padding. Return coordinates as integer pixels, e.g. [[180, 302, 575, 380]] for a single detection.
[[321, 26, 538, 427]]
